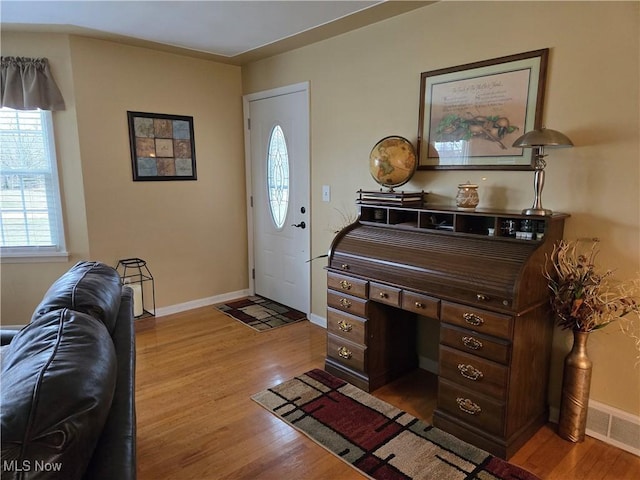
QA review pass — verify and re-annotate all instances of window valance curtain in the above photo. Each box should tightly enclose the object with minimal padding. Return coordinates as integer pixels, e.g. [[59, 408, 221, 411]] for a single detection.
[[1, 56, 66, 111]]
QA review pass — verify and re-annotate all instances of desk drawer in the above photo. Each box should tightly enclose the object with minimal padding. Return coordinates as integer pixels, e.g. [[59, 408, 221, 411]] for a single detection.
[[439, 345, 508, 400], [327, 290, 368, 317], [438, 378, 505, 437], [440, 324, 510, 365], [402, 291, 439, 318], [327, 307, 366, 346], [369, 282, 401, 307], [327, 272, 368, 299], [441, 302, 513, 340], [327, 333, 366, 372]]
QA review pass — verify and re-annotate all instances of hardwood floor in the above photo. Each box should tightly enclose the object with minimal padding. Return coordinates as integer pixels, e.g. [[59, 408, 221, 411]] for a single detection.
[[135, 307, 640, 479]]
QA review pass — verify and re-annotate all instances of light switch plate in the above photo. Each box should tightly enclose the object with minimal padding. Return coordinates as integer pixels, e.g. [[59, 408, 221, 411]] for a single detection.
[[322, 185, 331, 202]]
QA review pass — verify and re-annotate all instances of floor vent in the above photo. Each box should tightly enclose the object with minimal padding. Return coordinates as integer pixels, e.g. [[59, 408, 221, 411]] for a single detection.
[[585, 400, 640, 456], [421, 361, 640, 457], [542, 401, 639, 457]]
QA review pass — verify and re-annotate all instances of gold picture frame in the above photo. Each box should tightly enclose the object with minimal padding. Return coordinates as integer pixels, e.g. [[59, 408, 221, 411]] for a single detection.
[[417, 49, 548, 170]]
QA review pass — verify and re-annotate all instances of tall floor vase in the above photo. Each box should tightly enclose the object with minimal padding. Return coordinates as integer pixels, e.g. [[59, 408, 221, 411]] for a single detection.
[[558, 330, 592, 442]]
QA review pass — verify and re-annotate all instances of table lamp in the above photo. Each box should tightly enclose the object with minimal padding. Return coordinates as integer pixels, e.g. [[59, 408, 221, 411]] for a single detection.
[[512, 127, 573, 215]]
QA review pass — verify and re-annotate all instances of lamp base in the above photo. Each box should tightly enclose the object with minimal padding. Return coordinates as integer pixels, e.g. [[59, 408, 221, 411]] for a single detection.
[[522, 207, 553, 216]]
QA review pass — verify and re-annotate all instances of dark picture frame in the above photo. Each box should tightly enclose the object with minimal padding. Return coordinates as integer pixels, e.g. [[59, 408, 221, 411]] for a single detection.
[[127, 111, 197, 181], [417, 49, 549, 170]]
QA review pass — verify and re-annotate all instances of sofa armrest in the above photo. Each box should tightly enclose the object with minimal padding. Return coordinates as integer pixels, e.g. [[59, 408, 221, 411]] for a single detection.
[[0, 329, 21, 346], [83, 287, 137, 480]]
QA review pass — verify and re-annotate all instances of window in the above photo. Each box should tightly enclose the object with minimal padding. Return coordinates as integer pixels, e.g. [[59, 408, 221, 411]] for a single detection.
[[0, 108, 67, 261], [266, 125, 290, 229]]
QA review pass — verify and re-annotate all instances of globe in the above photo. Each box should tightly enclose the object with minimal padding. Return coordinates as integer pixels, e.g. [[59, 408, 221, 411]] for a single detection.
[[369, 136, 417, 190]]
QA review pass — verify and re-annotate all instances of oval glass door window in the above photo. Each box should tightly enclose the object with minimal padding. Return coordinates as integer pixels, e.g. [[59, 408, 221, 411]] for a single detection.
[[266, 125, 290, 229]]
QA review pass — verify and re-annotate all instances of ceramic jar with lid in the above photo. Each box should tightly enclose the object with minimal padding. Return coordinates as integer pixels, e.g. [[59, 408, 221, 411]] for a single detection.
[[456, 181, 479, 210]]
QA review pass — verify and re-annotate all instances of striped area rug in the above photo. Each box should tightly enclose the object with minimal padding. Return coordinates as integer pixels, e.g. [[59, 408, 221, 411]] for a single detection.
[[215, 295, 307, 332], [252, 369, 540, 480]]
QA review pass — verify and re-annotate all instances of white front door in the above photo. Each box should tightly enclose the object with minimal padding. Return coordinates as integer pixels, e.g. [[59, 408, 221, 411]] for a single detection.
[[244, 83, 310, 313]]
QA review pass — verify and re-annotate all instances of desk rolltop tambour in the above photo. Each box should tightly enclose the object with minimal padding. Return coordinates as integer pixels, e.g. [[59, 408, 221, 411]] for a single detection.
[[324, 206, 568, 459]]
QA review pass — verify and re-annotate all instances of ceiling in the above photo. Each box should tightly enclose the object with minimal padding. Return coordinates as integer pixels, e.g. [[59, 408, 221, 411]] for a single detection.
[[1, 1, 431, 65]]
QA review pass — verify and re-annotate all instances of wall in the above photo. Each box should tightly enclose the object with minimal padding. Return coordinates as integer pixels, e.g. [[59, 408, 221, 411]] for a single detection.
[[1, 33, 248, 322], [242, 1, 640, 415], [68, 37, 247, 307], [1, 33, 90, 322]]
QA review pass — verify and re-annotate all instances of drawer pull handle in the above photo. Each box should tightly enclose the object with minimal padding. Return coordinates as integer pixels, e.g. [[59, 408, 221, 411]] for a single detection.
[[456, 397, 482, 415], [341, 264, 350, 270], [339, 298, 352, 309], [379, 292, 388, 299], [339, 280, 352, 290], [457, 363, 484, 381], [463, 312, 484, 327], [338, 320, 353, 332], [476, 293, 489, 301], [462, 336, 483, 350], [415, 302, 424, 309], [338, 346, 352, 359]]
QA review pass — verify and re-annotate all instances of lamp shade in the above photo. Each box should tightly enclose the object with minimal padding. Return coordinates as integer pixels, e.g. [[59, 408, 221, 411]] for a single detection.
[[512, 128, 574, 148]]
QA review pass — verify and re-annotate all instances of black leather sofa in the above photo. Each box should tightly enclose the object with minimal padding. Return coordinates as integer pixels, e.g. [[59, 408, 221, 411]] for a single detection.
[[0, 261, 136, 480]]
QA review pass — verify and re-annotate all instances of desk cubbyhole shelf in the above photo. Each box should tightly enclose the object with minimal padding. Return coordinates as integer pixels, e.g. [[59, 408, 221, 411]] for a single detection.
[[359, 205, 563, 241], [455, 214, 495, 236], [388, 209, 419, 227]]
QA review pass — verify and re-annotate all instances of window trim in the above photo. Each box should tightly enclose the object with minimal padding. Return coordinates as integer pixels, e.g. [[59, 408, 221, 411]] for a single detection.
[[0, 109, 69, 263]]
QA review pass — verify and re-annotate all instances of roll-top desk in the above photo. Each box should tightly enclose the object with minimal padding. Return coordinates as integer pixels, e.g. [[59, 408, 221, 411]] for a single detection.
[[325, 203, 568, 459]]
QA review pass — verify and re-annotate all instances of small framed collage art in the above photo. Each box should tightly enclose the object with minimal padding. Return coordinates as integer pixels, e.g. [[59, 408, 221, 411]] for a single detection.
[[127, 111, 197, 181]]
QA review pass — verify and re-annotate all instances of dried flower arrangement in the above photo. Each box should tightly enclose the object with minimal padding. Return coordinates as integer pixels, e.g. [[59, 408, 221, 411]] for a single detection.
[[544, 238, 640, 348], [324, 204, 357, 234]]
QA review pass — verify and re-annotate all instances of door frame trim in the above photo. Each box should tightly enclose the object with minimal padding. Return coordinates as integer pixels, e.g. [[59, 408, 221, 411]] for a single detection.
[[242, 82, 310, 308]]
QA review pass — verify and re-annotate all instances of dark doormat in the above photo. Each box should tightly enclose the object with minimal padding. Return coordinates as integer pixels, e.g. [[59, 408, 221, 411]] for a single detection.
[[214, 295, 307, 332]]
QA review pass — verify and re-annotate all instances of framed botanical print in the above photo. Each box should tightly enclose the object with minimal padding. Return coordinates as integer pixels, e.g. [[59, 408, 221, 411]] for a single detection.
[[417, 49, 548, 170]]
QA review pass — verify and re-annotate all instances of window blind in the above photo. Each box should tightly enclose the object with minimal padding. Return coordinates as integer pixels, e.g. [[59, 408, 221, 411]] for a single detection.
[[0, 108, 65, 253]]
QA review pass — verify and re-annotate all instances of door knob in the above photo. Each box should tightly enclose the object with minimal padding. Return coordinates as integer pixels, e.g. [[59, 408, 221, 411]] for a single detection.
[[291, 221, 306, 229]]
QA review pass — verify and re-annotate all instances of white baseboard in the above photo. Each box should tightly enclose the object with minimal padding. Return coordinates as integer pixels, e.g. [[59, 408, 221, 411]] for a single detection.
[[308, 313, 326, 328], [584, 399, 640, 456], [157, 292, 324, 326], [419, 356, 438, 375], [155, 289, 250, 317], [2, 291, 252, 328], [414, 358, 639, 457], [550, 400, 639, 457]]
